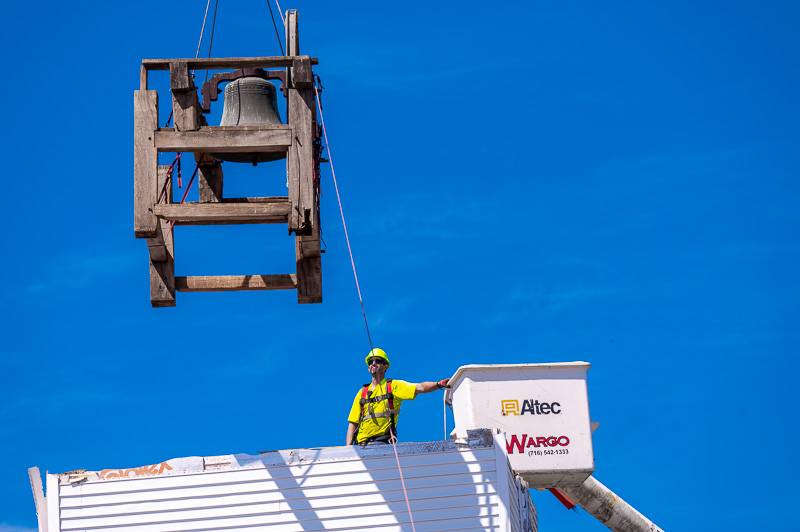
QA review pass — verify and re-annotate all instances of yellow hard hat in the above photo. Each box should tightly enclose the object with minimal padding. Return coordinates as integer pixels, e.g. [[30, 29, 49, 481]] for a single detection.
[[365, 348, 390, 367]]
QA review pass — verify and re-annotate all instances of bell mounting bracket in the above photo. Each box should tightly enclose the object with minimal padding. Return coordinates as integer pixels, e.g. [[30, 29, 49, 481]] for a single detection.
[[200, 68, 288, 114]]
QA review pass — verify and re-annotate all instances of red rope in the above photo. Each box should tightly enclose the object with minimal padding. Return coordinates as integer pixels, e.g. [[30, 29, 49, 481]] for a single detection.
[[158, 154, 183, 204], [178, 164, 200, 204]]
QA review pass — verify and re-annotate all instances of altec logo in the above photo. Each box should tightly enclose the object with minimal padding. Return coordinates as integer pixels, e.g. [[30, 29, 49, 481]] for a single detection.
[[506, 434, 570, 454], [501, 399, 562, 416]]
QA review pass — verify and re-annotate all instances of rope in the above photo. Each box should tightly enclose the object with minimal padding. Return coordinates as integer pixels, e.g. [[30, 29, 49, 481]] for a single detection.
[[320, 75, 414, 524], [442, 390, 448, 441], [266, 0, 285, 54], [195, 0, 214, 59], [313, 84, 374, 350], [203, 0, 221, 84], [178, 164, 200, 205], [389, 436, 417, 532], [163, 0, 215, 160], [158, 154, 181, 204], [273, 0, 286, 24]]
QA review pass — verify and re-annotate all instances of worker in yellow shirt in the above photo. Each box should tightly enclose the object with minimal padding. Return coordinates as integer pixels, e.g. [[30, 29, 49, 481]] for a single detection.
[[346, 348, 450, 446]]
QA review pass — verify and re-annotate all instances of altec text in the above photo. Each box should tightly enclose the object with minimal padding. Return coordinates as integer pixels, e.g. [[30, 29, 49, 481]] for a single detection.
[[501, 399, 562, 416]]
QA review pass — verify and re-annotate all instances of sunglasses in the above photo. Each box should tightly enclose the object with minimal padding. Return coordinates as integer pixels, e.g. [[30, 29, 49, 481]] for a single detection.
[[368, 358, 387, 366]]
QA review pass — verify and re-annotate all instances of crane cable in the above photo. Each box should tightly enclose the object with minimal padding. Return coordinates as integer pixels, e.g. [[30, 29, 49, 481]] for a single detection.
[[266, 0, 285, 54], [313, 86, 375, 351], [161, 0, 220, 209], [314, 85, 420, 531], [265, 0, 375, 349], [261, 4, 416, 528], [195, 0, 214, 59]]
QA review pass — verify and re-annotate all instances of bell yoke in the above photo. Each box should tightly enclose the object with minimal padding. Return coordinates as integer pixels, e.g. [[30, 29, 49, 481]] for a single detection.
[[346, 348, 450, 446]]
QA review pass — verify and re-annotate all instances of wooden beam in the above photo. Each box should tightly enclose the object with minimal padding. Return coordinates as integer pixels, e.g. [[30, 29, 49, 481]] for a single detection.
[[150, 220, 175, 307], [175, 274, 298, 292], [169, 61, 193, 91], [150, 166, 175, 307], [221, 196, 287, 203], [286, 10, 316, 236], [153, 199, 290, 225], [155, 126, 291, 153], [286, 90, 316, 235], [195, 152, 223, 202], [147, 166, 172, 261], [170, 62, 200, 131], [287, 10, 321, 303], [142, 56, 317, 70], [296, 236, 322, 304], [286, 11, 299, 56], [134, 90, 158, 238]]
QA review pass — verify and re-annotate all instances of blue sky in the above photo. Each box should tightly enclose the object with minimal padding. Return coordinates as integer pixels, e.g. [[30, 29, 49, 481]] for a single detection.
[[1, 1, 798, 530]]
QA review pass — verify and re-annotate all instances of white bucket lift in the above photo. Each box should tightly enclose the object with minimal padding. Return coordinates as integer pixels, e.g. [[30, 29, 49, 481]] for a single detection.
[[446, 362, 593, 487]]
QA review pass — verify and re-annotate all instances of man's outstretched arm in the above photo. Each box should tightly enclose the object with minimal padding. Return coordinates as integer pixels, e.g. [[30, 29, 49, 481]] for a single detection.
[[415, 379, 450, 395]]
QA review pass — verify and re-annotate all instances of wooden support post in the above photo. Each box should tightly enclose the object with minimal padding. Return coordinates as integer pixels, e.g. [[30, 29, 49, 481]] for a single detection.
[[150, 166, 175, 307], [286, 10, 315, 236], [134, 90, 158, 238], [286, 90, 316, 235], [170, 61, 200, 131], [287, 9, 322, 303], [195, 152, 223, 202], [147, 165, 172, 261], [296, 235, 322, 303]]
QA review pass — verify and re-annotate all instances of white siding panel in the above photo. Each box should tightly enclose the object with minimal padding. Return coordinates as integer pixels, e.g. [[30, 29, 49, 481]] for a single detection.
[[61, 482, 499, 518], [61, 461, 495, 497], [49, 434, 535, 532], [62, 505, 500, 531], [62, 496, 498, 529], [59, 473, 498, 508], [60, 449, 496, 496]]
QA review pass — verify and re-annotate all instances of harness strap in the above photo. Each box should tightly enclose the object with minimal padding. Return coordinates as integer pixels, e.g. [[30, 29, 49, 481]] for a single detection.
[[360, 409, 399, 422], [360, 392, 393, 405], [356, 379, 397, 441], [387, 380, 397, 436]]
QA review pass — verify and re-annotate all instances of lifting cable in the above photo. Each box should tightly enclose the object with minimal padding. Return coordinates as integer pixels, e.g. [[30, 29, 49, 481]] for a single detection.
[[266, 0, 285, 55], [262, 6, 416, 527], [314, 85, 417, 532], [313, 85, 374, 351], [202, 0, 221, 84], [195, 0, 214, 59], [161, 0, 220, 211]]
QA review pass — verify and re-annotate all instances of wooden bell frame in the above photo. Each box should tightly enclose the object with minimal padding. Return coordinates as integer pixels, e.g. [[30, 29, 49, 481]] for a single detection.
[[133, 11, 321, 307]]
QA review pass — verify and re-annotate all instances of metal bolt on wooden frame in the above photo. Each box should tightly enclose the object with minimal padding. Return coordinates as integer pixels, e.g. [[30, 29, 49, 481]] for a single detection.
[[133, 11, 321, 307]]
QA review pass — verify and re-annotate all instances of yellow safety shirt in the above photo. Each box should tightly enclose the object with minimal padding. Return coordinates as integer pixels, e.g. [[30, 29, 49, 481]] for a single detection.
[[348, 378, 417, 443]]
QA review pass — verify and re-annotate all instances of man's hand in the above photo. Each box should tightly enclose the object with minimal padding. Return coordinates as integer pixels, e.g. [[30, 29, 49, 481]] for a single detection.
[[416, 379, 452, 394]]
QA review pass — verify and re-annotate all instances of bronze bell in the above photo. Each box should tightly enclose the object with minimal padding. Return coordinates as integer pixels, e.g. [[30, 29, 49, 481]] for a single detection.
[[212, 77, 285, 164]]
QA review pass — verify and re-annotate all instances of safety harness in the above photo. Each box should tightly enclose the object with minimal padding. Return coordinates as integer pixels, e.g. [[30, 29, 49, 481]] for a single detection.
[[355, 379, 397, 445]]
